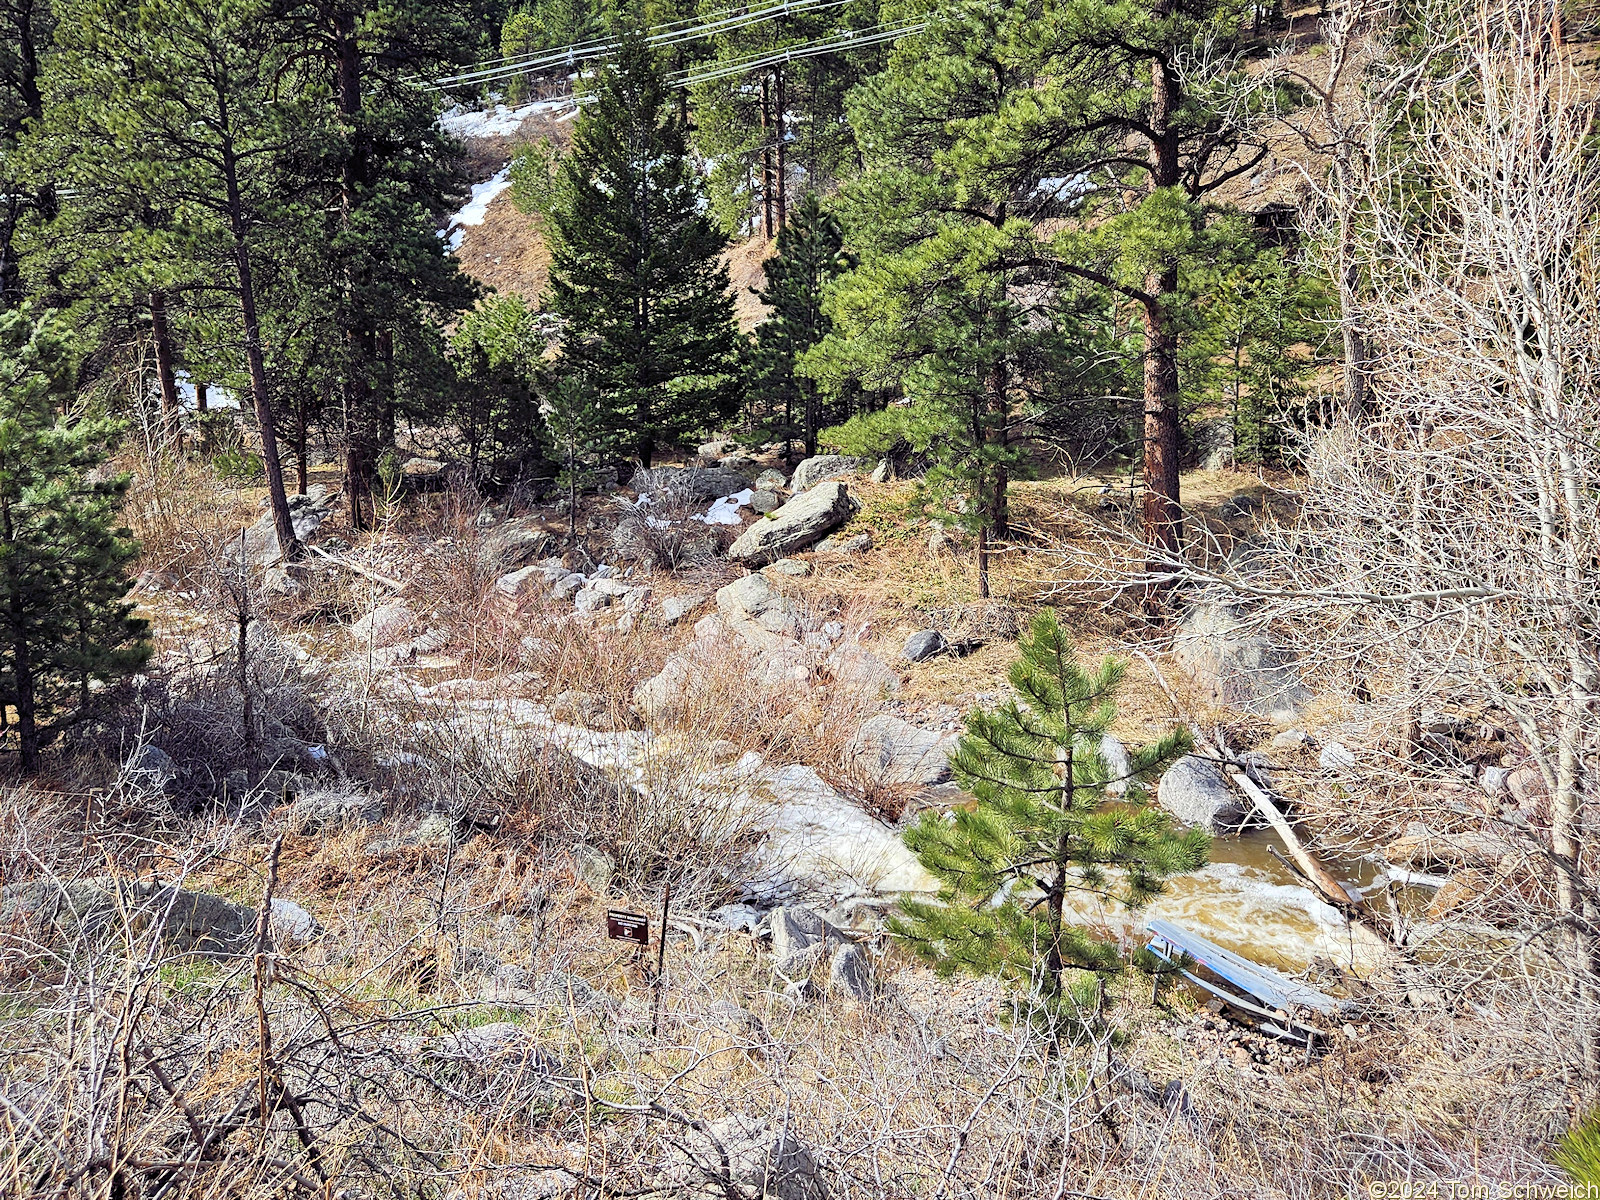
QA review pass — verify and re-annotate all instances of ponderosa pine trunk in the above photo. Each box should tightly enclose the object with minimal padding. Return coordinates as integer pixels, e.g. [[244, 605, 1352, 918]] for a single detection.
[[1, 492, 40, 773], [222, 151, 298, 562], [150, 290, 179, 449], [774, 67, 787, 231], [336, 8, 376, 531], [1141, 39, 1184, 596]]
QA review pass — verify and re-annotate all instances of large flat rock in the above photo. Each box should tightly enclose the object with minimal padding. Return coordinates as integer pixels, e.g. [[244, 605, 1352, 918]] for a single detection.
[[728, 482, 858, 566]]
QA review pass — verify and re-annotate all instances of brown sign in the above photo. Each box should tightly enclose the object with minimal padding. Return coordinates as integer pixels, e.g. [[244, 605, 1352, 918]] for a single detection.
[[606, 909, 649, 946]]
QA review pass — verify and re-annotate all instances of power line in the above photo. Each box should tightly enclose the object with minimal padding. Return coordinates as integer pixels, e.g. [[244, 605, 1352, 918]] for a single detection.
[[673, 21, 921, 86], [427, 0, 861, 90]]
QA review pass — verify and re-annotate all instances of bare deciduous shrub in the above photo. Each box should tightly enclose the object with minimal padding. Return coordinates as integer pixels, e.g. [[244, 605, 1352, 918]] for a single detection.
[[611, 481, 739, 570]]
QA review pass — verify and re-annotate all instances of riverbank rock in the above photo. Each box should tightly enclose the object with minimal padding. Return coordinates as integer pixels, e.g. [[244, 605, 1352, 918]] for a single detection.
[[845, 715, 958, 786], [1099, 734, 1132, 798], [717, 573, 790, 624], [289, 786, 383, 834], [571, 843, 615, 894], [728, 482, 859, 566], [269, 898, 322, 948], [814, 532, 871, 555], [478, 517, 555, 574], [1173, 602, 1309, 723], [769, 905, 848, 976], [1318, 742, 1358, 774], [0, 878, 263, 957], [350, 600, 416, 648], [124, 745, 177, 790], [663, 1114, 827, 1200], [825, 645, 900, 700], [903, 630, 947, 662], [1383, 825, 1519, 870], [659, 593, 707, 625], [828, 944, 874, 1002], [790, 454, 863, 493], [233, 486, 335, 567], [1157, 755, 1248, 832]]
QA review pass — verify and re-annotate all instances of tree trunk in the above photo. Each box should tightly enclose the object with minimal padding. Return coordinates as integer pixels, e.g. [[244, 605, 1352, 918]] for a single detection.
[[759, 73, 774, 240], [2, 494, 40, 774], [294, 404, 309, 495], [196, 381, 209, 413], [1140, 283, 1182, 576], [976, 526, 990, 599], [10, 612, 38, 773], [1141, 43, 1184, 597], [223, 154, 298, 562], [149, 290, 181, 449], [774, 68, 787, 231], [1554, 679, 1600, 1086], [335, 6, 376, 531], [803, 381, 817, 460]]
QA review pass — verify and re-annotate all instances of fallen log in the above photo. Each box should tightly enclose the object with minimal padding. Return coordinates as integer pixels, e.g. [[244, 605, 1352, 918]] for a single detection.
[[1134, 650, 1363, 913]]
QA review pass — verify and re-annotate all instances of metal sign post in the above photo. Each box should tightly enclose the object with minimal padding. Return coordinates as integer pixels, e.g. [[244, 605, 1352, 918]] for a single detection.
[[652, 882, 671, 1038]]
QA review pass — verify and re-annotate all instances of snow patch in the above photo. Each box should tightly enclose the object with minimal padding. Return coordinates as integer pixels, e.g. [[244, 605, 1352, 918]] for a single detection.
[[439, 99, 570, 140], [1032, 174, 1093, 204], [445, 167, 512, 252], [694, 489, 753, 525], [164, 370, 239, 412]]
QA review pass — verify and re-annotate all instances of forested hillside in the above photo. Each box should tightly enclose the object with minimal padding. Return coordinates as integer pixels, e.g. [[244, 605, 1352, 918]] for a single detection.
[[1, 1, 1597, 1197]]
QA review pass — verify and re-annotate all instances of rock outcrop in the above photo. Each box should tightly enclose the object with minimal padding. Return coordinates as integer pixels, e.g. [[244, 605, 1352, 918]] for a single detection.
[[478, 517, 555, 574], [790, 454, 864, 493], [350, 600, 416, 648], [632, 465, 752, 501], [845, 714, 957, 786], [233, 486, 335, 567], [663, 1113, 827, 1200], [1173, 602, 1309, 723], [728, 482, 858, 565], [1156, 755, 1248, 832], [0, 878, 265, 957]]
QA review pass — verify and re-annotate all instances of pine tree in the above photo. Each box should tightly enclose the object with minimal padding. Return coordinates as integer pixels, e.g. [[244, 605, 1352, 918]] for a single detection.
[[449, 293, 546, 479], [806, 3, 1129, 598], [0, 0, 55, 309], [271, 0, 482, 529], [1177, 217, 1329, 467], [750, 192, 853, 460], [1028, 0, 1296, 583], [0, 307, 149, 773], [545, 29, 740, 467], [44, 0, 323, 559], [891, 610, 1205, 1037], [540, 373, 617, 541]]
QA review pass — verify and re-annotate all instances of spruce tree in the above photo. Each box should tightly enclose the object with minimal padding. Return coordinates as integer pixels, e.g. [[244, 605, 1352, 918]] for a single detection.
[[0, 307, 149, 773], [545, 29, 739, 466], [892, 610, 1205, 1036], [750, 192, 853, 460]]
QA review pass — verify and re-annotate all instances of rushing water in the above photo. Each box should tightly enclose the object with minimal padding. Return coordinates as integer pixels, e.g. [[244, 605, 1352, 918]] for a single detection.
[[443, 698, 1395, 975], [1079, 830, 1391, 973]]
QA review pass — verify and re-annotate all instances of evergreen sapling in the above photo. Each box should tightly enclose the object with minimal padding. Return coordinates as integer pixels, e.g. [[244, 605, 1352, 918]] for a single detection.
[[892, 610, 1206, 1037]]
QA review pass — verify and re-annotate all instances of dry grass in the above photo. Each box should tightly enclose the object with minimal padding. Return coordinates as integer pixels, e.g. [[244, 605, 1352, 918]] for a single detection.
[[0, 765, 1573, 1200]]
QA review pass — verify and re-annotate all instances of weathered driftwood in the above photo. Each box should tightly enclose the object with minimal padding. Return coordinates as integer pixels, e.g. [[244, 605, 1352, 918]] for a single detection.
[[307, 544, 406, 591], [1134, 650, 1363, 913]]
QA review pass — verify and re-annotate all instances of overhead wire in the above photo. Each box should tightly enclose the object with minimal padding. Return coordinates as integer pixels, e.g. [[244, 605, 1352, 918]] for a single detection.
[[427, 0, 863, 89]]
